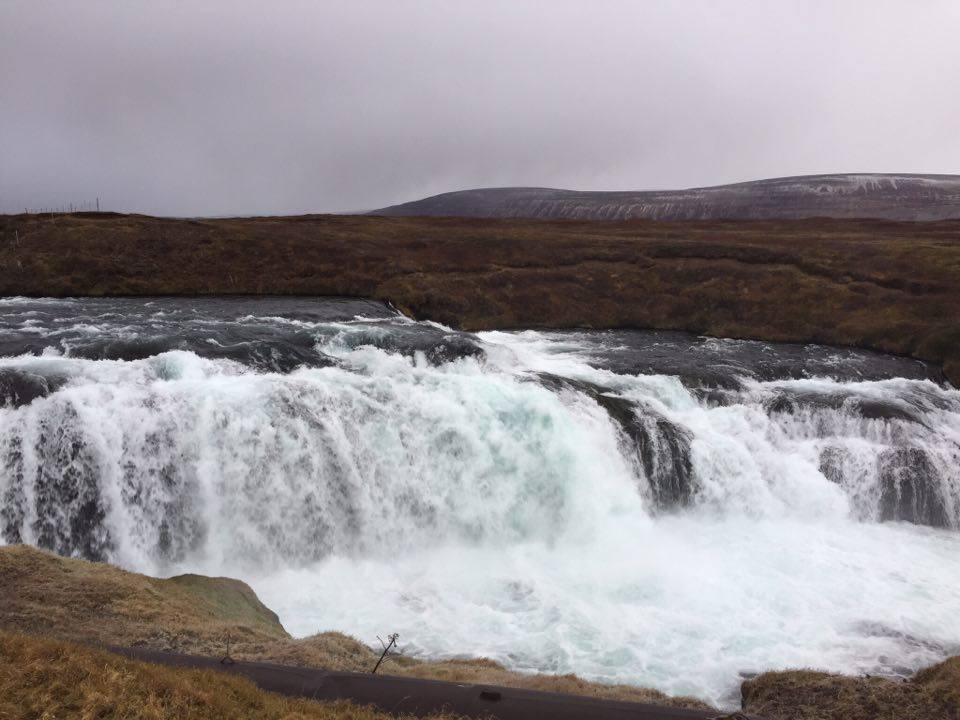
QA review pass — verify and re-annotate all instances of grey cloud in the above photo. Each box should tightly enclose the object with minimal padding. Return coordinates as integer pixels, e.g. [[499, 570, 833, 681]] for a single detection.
[[1, 0, 959, 215]]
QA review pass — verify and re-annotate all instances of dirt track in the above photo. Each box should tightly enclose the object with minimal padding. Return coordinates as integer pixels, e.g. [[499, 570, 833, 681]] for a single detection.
[[109, 645, 752, 720]]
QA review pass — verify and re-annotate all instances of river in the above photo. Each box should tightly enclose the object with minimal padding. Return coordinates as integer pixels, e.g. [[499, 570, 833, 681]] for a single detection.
[[1, 296, 958, 706]]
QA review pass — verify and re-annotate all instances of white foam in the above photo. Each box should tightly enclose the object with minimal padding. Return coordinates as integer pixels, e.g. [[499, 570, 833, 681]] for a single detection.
[[256, 517, 960, 705], [2, 328, 960, 707]]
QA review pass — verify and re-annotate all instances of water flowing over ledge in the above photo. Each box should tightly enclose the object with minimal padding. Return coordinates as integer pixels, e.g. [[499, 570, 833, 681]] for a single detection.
[[1, 296, 959, 706]]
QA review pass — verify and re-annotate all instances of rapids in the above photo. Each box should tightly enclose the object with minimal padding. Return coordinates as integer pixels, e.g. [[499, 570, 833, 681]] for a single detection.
[[1, 296, 959, 706]]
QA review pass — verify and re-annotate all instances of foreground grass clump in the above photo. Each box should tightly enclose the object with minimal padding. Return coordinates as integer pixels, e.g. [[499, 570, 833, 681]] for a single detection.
[[741, 660, 960, 720], [0, 545, 709, 710], [0, 631, 458, 720], [0, 544, 289, 653]]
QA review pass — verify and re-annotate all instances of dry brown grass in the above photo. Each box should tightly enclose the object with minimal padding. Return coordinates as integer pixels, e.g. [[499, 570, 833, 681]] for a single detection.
[[0, 544, 289, 654], [1, 213, 958, 384], [0, 545, 710, 711], [0, 631, 461, 720], [233, 632, 376, 673], [741, 659, 960, 720]]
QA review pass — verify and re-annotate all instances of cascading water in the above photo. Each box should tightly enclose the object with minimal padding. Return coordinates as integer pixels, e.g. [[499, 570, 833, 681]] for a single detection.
[[2, 296, 960, 706]]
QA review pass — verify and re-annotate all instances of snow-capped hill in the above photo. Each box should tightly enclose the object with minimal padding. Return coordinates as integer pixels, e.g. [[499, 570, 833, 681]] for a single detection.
[[372, 174, 960, 221]]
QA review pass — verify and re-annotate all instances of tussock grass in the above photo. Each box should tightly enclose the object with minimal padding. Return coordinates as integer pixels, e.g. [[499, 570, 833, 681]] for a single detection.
[[234, 632, 378, 672], [0, 544, 288, 654], [741, 660, 960, 720], [0, 631, 460, 720]]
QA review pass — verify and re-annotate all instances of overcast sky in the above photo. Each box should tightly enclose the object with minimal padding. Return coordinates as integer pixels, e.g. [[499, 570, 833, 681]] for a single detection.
[[1, 1, 959, 216]]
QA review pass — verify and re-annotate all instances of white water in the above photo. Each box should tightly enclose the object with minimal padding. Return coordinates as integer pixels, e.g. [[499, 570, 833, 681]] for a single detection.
[[3, 317, 960, 707]]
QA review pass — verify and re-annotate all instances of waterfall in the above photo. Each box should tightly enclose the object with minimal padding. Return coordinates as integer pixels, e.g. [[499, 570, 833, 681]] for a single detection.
[[2, 296, 959, 706]]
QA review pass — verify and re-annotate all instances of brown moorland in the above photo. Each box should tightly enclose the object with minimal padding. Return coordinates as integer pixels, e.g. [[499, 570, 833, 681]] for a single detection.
[[0, 212, 958, 384]]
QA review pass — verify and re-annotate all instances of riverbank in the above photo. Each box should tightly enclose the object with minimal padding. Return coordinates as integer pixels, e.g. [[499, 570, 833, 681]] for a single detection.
[[0, 545, 708, 711], [1, 212, 958, 385], [0, 631, 460, 720]]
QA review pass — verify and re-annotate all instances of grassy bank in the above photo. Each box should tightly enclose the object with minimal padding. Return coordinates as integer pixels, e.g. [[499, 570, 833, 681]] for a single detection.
[[0, 212, 958, 384], [742, 661, 960, 720], [0, 543, 288, 654], [0, 631, 460, 720]]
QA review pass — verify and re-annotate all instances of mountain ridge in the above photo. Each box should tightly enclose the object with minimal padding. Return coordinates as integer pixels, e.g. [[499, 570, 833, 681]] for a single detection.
[[372, 173, 960, 221]]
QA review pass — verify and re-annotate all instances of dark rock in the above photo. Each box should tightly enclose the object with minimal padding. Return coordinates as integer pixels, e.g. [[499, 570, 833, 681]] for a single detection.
[[764, 393, 800, 414], [67, 330, 334, 373], [534, 373, 696, 509], [0, 440, 26, 545], [0, 368, 65, 408], [852, 397, 924, 425], [691, 387, 740, 407], [818, 445, 847, 485], [764, 389, 926, 426], [531, 373, 635, 427], [200, 337, 333, 373], [628, 409, 695, 509], [29, 403, 113, 560], [877, 447, 950, 528], [335, 325, 484, 365]]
